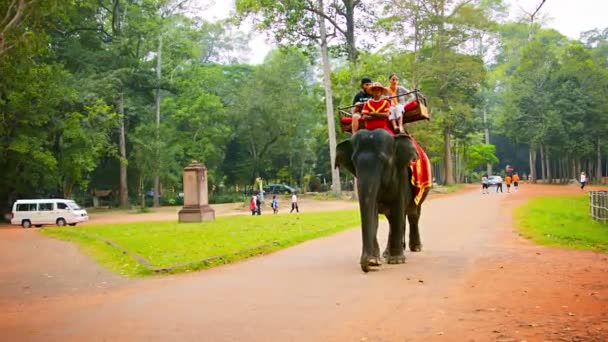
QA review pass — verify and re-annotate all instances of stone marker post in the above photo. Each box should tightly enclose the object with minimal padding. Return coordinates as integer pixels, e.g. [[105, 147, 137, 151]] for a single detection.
[[178, 160, 215, 222]]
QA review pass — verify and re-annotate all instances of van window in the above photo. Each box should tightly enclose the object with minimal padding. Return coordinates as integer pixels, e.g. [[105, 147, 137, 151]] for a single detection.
[[67, 201, 81, 210], [39, 203, 54, 211], [57, 202, 68, 210], [16, 203, 37, 211]]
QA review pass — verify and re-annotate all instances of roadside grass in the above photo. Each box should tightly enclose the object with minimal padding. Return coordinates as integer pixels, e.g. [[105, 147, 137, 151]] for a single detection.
[[42, 209, 361, 277], [515, 195, 608, 252], [430, 183, 466, 194]]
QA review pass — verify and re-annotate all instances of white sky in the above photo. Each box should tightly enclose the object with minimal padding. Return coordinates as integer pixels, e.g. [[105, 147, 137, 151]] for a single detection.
[[197, 0, 608, 64]]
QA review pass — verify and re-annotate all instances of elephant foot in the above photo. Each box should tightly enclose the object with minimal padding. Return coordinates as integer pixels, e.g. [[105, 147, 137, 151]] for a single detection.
[[409, 243, 422, 252], [386, 254, 406, 264], [360, 256, 383, 273]]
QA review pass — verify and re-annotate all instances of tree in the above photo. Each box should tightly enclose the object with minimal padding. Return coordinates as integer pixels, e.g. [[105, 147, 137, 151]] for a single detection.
[[466, 143, 499, 172], [235, 0, 373, 194], [230, 49, 316, 183]]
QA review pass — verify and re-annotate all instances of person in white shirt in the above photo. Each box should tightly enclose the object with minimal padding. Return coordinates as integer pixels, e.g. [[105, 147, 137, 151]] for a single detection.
[[580, 171, 587, 190], [481, 175, 489, 194], [290, 193, 299, 213]]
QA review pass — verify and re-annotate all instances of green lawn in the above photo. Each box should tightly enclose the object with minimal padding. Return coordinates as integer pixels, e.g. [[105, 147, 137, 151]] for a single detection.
[[42, 209, 361, 277], [515, 195, 608, 252]]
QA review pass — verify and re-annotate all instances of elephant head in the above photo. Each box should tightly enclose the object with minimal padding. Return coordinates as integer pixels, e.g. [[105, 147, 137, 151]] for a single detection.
[[335, 129, 419, 272]]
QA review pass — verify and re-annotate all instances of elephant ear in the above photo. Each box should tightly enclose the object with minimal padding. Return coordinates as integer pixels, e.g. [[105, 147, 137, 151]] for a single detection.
[[394, 135, 418, 169], [335, 139, 356, 177]]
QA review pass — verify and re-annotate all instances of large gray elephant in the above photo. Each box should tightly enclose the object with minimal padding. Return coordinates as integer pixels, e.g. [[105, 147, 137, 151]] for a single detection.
[[335, 129, 430, 272]]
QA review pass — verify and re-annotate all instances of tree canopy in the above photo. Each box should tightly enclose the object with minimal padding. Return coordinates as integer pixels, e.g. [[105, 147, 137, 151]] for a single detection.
[[1, 0, 607, 213]]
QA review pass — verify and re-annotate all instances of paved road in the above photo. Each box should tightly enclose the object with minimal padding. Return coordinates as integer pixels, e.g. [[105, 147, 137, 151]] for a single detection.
[[1, 189, 507, 341]]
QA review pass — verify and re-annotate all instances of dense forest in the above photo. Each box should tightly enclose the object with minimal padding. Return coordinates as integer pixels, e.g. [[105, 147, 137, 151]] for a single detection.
[[1, 0, 607, 213]]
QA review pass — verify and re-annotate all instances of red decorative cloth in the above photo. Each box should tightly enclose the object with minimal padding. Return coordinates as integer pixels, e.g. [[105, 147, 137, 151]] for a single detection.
[[362, 99, 392, 135], [404, 100, 418, 112], [409, 137, 432, 205]]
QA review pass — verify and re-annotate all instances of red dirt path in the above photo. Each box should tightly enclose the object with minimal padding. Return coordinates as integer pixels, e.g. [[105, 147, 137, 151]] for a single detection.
[[0, 184, 606, 341]]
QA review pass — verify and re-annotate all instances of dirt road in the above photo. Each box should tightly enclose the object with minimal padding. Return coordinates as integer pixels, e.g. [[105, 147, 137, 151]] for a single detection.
[[0, 185, 606, 341]]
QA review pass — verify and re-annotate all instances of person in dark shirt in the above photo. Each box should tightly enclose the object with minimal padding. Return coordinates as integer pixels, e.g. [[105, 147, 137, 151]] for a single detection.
[[351, 77, 373, 133]]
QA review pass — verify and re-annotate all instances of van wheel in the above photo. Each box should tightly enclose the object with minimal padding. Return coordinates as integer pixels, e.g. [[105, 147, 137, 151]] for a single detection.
[[22, 220, 31, 228], [56, 218, 67, 227], [68, 223, 77, 226]]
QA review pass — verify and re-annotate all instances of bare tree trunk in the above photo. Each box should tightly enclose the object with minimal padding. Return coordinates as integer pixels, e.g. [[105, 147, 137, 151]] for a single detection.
[[317, 0, 341, 195], [139, 175, 145, 208], [596, 137, 602, 183], [118, 92, 129, 208], [529, 147, 537, 183], [539, 144, 546, 182], [483, 106, 492, 176], [546, 152, 551, 183], [343, 0, 357, 64], [153, 32, 163, 207], [444, 128, 454, 185]]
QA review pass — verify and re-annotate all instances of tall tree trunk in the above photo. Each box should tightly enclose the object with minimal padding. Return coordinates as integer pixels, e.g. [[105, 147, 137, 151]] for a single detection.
[[343, 0, 357, 65], [571, 158, 576, 181], [546, 152, 551, 183], [153, 32, 163, 207], [529, 147, 537, 183], [437, 1, 453, 185], [318, 0, 341, 195], [596, 137, 602, 183], [444, 128, 454, 185], [539, 144, 546, 182], [118, 91, 129, 208], [483, 105, 492, 176]]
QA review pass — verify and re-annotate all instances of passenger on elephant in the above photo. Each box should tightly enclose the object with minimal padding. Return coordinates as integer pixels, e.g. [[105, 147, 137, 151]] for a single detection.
[[361, 82, 392, 135], [387, 73, 415, 134], [351, 77, 374, 133]]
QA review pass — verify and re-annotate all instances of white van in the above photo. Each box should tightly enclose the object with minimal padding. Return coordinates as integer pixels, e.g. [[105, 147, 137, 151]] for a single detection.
[[11, 199, 89, 228]]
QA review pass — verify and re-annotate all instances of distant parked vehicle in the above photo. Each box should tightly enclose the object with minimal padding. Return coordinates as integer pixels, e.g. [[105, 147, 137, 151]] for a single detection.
[[487, 175, 503, 186], [10, 199, 88, 228], [263, 184, 296, 194]]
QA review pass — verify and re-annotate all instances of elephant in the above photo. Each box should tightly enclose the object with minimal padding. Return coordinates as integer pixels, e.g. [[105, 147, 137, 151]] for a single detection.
[[335, 129, 430, 273]]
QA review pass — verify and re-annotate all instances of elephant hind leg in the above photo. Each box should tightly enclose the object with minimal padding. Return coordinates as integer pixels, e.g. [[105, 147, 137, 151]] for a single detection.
[[408, 206, 423, 252]]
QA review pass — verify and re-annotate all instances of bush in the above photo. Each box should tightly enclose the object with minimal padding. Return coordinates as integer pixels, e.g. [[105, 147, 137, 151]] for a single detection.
[[160, 194, 183, 206], [209, 192, 247, 204]]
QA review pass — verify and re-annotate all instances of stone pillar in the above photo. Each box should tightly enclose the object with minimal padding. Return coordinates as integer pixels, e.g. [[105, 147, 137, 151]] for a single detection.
[[178, 160, 215, 222]]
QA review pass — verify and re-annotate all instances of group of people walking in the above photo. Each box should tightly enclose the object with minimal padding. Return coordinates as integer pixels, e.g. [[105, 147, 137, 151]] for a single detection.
[[249, 193, 299, 215], [481, 171, 520, 194]]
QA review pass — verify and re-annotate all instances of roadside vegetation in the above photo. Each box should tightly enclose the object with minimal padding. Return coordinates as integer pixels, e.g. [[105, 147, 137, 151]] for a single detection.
[[515, 195, 608, 252], [42, 209, 361, 277]]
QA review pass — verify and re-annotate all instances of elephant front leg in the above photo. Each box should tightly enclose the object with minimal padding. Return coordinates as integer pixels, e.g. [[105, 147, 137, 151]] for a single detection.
[[359, 201, 382, 273], [408, 206, 422, 252], [383, 203, 406, 264]]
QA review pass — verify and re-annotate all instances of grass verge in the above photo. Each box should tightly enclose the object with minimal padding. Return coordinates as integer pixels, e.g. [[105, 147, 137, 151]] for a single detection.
[[514, 195, 608, 252], [42, 209, 361, 277]]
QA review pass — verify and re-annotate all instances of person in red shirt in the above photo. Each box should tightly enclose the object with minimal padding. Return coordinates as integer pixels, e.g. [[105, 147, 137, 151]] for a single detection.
[[361, 82, 393, 135]]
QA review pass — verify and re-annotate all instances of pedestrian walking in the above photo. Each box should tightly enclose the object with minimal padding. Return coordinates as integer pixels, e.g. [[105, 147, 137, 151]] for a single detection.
[[513, 172, 520, 192], [290, 192, 299, 213], [481, 175, 489, 194], [249, 195, 257, 216], [580, 171, 587, 190], [256, 194, 262, 215], [271, 195, 279, 214], [505, 174, 512, 193], [496, 179, 503, 193]]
